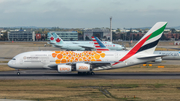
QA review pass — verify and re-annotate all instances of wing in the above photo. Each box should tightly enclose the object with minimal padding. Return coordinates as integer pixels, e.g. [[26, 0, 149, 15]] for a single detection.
[[48, 61, 119, 71], [53, 44, 63, 48], [78, 45, 95, 50]]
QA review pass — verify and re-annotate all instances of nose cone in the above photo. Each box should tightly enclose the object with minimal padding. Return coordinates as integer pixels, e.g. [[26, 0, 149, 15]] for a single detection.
[[8, 60, 15, 68], [8, 60, 12, 67]]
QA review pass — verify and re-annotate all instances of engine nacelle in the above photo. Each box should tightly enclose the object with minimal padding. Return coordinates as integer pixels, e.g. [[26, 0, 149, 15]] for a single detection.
[[76, 63, 90, 72], [58, 65, 72, 72], [154, 57, 162, 63], [155, 58, 162, 63]]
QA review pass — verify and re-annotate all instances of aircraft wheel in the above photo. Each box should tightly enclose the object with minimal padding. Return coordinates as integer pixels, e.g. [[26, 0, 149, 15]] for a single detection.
[[82, 72, 87, 75], [78, 72, 82, 75], [91, 72, 95, 75], [17, 72, 20, 76], [87, 72, 90, 75]]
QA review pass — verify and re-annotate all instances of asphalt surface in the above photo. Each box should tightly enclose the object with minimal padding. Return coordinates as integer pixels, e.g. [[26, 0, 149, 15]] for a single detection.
[[1, 70, 180, 80]]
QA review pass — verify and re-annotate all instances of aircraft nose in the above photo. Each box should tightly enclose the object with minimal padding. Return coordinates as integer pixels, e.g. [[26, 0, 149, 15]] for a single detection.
[[8, 60, 12, 67], [8, 60, 15, 68]]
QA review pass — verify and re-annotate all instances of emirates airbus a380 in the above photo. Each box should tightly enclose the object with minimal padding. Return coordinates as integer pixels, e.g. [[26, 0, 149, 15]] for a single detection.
[[8, 22, 167, 75]]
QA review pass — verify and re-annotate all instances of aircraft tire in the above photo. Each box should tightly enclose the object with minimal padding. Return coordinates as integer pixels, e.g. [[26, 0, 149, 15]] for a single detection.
[[91, 72, 95, 75], [78, 72, 81, 75], [17, 72, 20, 76], [78, 72, 85, 75], [78, 72, 94, 75], [87, 72, 90, 75]]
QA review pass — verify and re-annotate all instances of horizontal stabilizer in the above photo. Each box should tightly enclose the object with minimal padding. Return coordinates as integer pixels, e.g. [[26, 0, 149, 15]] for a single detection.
[[137, 54, 167, 59]]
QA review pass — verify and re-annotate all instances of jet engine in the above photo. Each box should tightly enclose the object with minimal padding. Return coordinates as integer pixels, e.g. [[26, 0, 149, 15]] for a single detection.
[[58, 65, 72, 72], [154, 58, 162, 63], [76, 63, 91, 72], [154, 57, 162, 63]]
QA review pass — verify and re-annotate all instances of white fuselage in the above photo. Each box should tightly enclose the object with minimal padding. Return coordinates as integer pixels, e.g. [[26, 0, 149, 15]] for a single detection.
[[8, 51, 156, 71]]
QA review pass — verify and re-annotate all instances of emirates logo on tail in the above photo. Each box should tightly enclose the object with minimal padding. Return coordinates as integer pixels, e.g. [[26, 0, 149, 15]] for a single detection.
[[50, 37, 54, 40], [56, 38, 61, 42]]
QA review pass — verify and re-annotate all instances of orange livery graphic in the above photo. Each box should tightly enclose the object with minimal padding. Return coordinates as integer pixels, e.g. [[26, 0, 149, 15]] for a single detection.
[[52, 51, 106, 64], [59, 67, 71, 71], [78, 66, 88, 70]]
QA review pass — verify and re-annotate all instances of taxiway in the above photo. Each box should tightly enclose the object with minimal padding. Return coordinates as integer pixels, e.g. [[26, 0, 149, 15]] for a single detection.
[[0, 70, 180, 80]]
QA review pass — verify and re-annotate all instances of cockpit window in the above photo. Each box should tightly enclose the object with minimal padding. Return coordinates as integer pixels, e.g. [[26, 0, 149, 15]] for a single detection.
[[12, 58, 16, 60]]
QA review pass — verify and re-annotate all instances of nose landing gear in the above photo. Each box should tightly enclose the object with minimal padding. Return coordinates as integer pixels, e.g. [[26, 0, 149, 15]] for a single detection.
[[17, 69, 20, 76]]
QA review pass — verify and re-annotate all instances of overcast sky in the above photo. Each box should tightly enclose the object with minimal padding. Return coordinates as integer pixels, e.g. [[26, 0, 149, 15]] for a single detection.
[[0, 0, 179, 28]]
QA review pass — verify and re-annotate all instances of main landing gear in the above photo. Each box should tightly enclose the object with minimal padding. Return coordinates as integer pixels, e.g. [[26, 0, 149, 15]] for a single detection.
[[78, 72, 95, 75], [17, 69, 20, 76]]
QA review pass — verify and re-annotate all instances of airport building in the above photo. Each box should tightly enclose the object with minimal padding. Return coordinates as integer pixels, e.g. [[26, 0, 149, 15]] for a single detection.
[[8, 30, 35, 41], [84, 28, 110, 41], [48, 31, 78, 41]]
